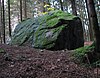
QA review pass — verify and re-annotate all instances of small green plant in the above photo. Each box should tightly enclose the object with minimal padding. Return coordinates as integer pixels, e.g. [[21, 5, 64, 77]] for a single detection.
[[73, 43, 100, 67], [0, 48, 5, 53], [92, 60, 100, 67], [73, 45, 95, 64]]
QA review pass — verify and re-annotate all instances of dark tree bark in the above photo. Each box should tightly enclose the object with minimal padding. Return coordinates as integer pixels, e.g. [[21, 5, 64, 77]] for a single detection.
[[42, 0, 45, 12], [23, 0, 27, 19], [85, 0, 94, 41], [70, 0, 77, 15], [0, 0, 2, 43], [47, 0, 50, 4], [85, 0, 100, 52], [8, 0, 11, 37], [17, 3, 20, 22], [20, 0, 22, 21], [2, 0, 5, 43], [59, 0, 63, 11]]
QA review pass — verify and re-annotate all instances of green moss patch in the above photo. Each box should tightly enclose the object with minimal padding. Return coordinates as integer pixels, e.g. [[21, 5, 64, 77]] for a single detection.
[[0, 48, 5, 53], [74, 45, 94, 60], [73, 44, 100, 67]]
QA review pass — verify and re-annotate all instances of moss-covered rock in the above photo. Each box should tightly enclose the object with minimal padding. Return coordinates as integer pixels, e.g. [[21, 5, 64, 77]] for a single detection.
[[11, 10, 84, 50]]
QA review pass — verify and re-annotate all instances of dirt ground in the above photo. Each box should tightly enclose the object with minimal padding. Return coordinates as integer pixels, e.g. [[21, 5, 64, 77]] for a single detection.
[[0, 44, 100, 78]]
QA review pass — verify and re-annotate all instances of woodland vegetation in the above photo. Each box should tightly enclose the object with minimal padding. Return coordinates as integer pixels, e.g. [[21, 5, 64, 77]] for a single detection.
[[0, 0, 100, 78]]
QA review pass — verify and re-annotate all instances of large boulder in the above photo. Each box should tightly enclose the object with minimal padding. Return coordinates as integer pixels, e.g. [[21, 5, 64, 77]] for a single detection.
[[11, 10, 84, 50]]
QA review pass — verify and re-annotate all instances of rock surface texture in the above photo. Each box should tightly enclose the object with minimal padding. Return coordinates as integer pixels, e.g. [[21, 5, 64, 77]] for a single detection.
[[11, 10, 84, 50]]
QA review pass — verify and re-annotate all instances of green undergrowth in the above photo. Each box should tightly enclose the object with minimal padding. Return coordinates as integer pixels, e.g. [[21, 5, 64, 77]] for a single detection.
[[0, 48, 5, 53], [73, 44, 100, 67]]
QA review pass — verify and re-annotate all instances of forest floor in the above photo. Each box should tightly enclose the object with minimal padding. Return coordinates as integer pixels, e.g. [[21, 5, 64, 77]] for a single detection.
[[0, 43, 100, 78]]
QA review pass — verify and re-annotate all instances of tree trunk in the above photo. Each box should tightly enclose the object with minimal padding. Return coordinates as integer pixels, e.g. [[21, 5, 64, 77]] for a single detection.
[[85, 0, 100, 52], [0, 0, 2, 43], [17, 2, 20, 22], [70, 0, 77, 15], [85, 0, 94, 41], [0, 0, 3, 43], [59, 0, 63, 11], [8, 0, 11, 37], [42, 1, 45, 12], [23, 0, 27, 19], [2, 0, 5, 43], [20, 0, 22, 21]]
